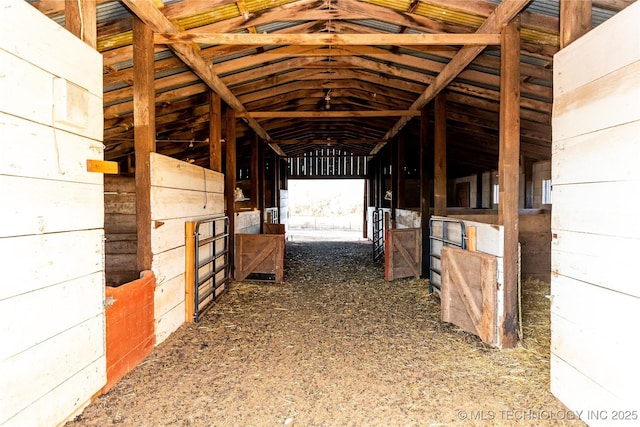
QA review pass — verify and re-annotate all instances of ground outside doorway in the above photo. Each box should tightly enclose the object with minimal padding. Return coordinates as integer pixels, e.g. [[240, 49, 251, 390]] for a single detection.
[[67, 239, 583, 427]]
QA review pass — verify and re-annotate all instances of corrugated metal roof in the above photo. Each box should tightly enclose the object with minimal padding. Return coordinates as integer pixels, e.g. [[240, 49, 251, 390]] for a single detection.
[[353, 19, 403, 34], [364, 0, 412, 12]]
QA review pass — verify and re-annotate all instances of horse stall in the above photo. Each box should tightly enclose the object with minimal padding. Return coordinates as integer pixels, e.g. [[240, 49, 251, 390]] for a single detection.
[[0, 2, 106, 424], [551, 3, 640, 419], [235, 210, 286, 283], [388, 207, 550, 348], [101, 154, 224, 390]]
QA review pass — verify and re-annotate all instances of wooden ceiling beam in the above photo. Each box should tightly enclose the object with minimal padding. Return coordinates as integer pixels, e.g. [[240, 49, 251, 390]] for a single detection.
[[120, 0, 273, 144], [375, 0, 535, 153], [239, 110, 419, 119], [155, 32, 501, 46]]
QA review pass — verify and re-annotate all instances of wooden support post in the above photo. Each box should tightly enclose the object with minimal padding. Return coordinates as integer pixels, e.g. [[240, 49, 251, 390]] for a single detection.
[[209, 92, 222, 172], [225, 108, 237, 279], [274, 152, 281, 219], [434, 91, 447, 216], [524, 157, 534, 209], [476, 172, 483, 208], [132, 17, 155, 273], [498, 16, 521, 348], [184, 221, 196, 323], [390, 137, 398, 221], [467, 226, 477, 252], [258, 137, 266, 225], [65, 0, 96, 48], [420, 107, 433, 278], [250, 132, 259, 211], [560, 0, 592, 48], [397, 132, 406, 209]]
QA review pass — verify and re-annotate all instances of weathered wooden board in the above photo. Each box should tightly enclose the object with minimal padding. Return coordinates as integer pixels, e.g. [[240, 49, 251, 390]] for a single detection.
[[551, 2, 640, 418], [440, 247, 498, 346], [0, 3, 106, 426], [0, 175, 103, 238], [552, 230, 639, 297], [433, 216, 504, 257], [152, 245, 185, 287], [550, 355, 629, 419], [0, 112, 103, 184], [236, 210, 262, 234], [551, 181, 640, 239], [384, 227, 421, 281], [551, 312, 639, 402], [150, 186, 224, 220], [553, 121, 640, 185], [0, 230, 104, 300], [150, 152, 224, 193], [394, 209, 421, 228], [0, 0, 102, 96], [0, 272, 104, 360], [105, 175, 136, 192], [155, 300, 186, 345], [105, 192, 136, 214], [152, 216, 200, 255], [235, 233, 285, 283], [0, 319, 105, 426], [554, 1, 640, 98], [154, 273, 185, 323], [263, 222, 285, 235], [0, 48, 103, 140], [148, 154, 225, 344], [553, 60, 640, 141], [104, 214, 136, 234]]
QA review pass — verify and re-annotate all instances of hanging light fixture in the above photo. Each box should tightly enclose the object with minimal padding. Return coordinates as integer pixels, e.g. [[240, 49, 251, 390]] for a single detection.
[[325, 89, 331, 110]]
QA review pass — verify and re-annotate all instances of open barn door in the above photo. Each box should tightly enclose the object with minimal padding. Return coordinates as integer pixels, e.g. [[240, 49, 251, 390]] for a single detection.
[[384, 228, 422, 281], [440, 246, 498, 346]]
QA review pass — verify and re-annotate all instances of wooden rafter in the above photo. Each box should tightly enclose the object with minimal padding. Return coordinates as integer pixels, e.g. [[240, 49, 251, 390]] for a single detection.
[[372, 0, 535, 154], [154, 32, 501, 46], [120, 0, 284, 155]]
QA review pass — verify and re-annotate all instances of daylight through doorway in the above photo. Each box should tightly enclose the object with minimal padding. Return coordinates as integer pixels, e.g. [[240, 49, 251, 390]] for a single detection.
[[288, 179, 366, 242]]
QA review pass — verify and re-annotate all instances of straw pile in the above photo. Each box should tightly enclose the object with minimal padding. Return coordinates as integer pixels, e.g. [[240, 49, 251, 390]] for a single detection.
[[67, 240, 583, 427]]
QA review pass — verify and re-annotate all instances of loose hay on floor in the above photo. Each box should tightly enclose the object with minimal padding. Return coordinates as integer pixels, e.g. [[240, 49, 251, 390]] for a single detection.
[[67, 240, 583, 427]]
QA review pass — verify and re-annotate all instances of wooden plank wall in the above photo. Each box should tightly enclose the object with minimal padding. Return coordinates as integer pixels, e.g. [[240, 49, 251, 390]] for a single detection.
[[149, 153, 224, 344], [235, 210, 261, 234], [551, 2, 640, 419], [532, 160, 551, 208], [0, 1, 105, 425], [104, 176, 138, 286], [395, 207, 550, 283]]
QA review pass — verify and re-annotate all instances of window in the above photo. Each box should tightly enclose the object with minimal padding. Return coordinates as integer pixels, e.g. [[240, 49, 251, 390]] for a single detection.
[[492, 183, 499, 205], [542, 179, 552, 204]]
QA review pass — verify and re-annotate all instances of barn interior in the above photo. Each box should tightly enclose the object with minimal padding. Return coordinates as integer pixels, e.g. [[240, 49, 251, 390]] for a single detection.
[[3, 0, 639, 426]]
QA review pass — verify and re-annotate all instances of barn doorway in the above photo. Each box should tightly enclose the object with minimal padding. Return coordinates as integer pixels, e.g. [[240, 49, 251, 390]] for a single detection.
[[288, 179, 366, 242]]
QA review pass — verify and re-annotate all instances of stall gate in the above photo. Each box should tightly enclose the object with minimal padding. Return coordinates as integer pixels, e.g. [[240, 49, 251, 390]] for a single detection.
[[372, 208, 385, 262], [185, 216, 230, 323], [429, 217, 467, 293]]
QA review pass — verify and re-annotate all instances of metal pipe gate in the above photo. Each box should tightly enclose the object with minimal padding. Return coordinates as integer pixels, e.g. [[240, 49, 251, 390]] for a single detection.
[[428, 217, 467, 294], [185, 216, 230, 323], [372, 208, 385, 262]]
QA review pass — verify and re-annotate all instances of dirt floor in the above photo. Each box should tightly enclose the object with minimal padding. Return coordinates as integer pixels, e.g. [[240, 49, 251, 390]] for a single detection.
[[67, 239, 585, 427]]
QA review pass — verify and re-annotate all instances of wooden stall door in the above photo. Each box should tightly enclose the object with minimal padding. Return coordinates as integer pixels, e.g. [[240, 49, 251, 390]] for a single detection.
[[384, 227, 422, 281], [236, 233, 285, 283], [440, 246, 498, 345]]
